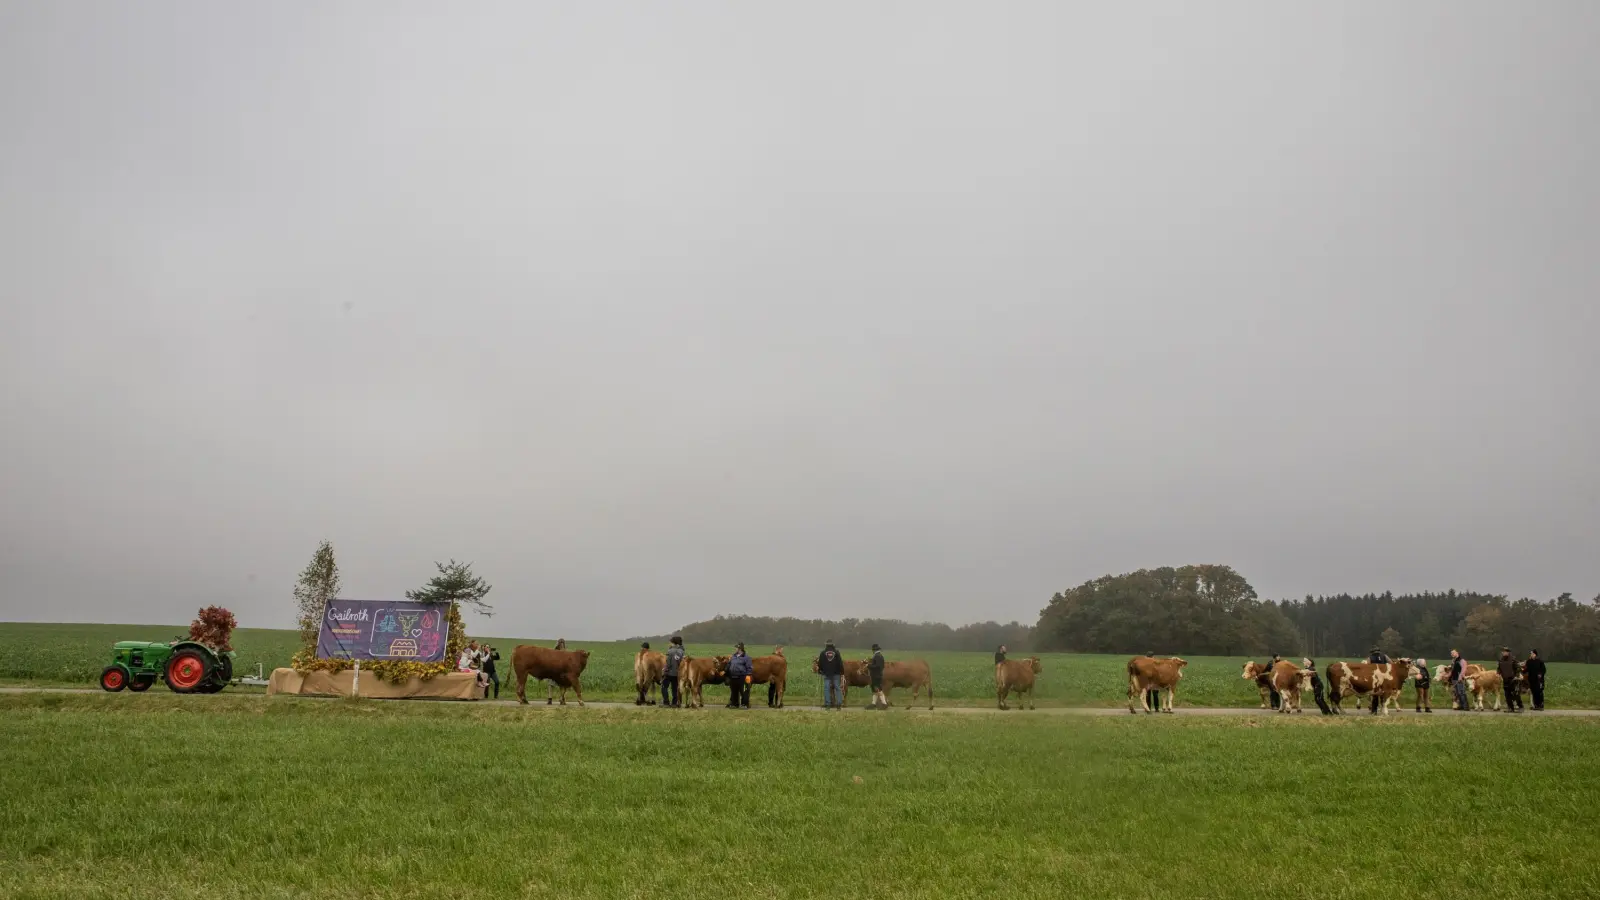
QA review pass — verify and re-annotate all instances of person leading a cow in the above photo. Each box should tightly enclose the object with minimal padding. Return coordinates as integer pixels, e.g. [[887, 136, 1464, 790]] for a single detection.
[[869, 644, 887, 710], [817, 641, 845, 710], [1302, 658, 1332, 714], [1448, 650, 1470, 711], [1497, 647, 1524, 713], [725, 643, 753, 709], [481, 645, 501, 700], [1366, 647, 1389, 714], [662, 636, 685, 708]]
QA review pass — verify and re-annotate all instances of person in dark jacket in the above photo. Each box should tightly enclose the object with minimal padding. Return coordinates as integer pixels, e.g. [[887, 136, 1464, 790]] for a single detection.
[[725, 643, 753, 709], [1303, 658, 1332, 714], [1367, 647, 1390, 714], [817, 641, 845, 709], [1144, 650, 1161, 712], [1266, 653, 1283, 710], [995, 645, 1008, 666], [1447, 650, 1470, 711], [1524, 649, 1547, 710], [1412, 657, 1431, 712], [663, 636, 685, 708], [481, 646, 500, 699], [1497, 648, 1523, 712], [868, 644, 887, 710]]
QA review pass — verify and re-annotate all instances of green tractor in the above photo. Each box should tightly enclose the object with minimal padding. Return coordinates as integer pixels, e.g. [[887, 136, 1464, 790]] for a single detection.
[[100, 640, 236, 694]]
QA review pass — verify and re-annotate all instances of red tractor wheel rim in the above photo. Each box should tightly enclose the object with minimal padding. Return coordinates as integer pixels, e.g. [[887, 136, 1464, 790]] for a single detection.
[[169, 656, 205, 689], [104, 670, 124, 688]]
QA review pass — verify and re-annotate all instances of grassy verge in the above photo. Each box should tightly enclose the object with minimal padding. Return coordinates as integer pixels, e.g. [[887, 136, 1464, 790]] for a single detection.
[[0, 693, 1597, 899]]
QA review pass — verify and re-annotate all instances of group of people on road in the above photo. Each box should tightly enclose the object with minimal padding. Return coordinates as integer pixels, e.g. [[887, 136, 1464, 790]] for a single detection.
[[813, 640, 889, 709], [456, 639, 501, 699], [1257, 646, 1548, 715]]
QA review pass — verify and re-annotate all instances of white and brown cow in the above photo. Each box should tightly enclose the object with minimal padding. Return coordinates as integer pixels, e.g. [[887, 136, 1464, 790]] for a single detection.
[[1241, 660, 1308, 713], [1325, 659, 1411, 715], [1128, 656, 1187, 714]]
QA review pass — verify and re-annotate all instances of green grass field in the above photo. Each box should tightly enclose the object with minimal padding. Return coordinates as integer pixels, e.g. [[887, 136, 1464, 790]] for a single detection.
[[5, 621, 1600, 708], [0, 692, 1596, 899]]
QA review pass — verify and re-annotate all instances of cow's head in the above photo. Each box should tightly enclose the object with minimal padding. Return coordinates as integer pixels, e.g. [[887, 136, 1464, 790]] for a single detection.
[[810, 657, 821, 674], [1028, 656, 1043, 674], [1241, 661, 1265, 680], [772, 646, 784, 657], [1434, 664, 1451, 683], [576, 650, 591, 664]]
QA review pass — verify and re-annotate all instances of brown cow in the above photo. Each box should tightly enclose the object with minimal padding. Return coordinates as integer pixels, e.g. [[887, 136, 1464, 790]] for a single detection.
[[879, 659, 935, 710], [678, 656, 728, 708], [1463, 669, 1507, 711], [839, 659, 873, 707], [1241, 660, 1307, 714], [634, 648, 666, 705], [752, 647, 788, 708], [1128, 656, 1187, 713], [1325, 659, 1411, 715], [512, 645, 591, 706], [997, 657, 1043, 710]]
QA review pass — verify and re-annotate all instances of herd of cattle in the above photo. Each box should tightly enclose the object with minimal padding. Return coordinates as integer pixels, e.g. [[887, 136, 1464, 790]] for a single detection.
[[506, 643, 1044, 709], [1236, 657, 1527, 714], [502, 644, 1525, 713]]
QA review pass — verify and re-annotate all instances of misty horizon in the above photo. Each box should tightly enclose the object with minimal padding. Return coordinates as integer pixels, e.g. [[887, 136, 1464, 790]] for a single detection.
[[3, 6, 1597, 641]]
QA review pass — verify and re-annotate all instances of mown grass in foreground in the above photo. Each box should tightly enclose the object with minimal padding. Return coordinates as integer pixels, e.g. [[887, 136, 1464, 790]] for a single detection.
[[0, 693, 1596, 900], [7, 622, 1600, 708]]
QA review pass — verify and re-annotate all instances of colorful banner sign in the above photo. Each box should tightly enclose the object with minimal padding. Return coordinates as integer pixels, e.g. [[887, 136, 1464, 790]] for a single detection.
[[316, 599, 451, 662]]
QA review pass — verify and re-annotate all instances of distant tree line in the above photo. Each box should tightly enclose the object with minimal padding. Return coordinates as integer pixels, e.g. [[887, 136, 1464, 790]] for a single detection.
[[1034, 564, 1300, 657], [634, 614, 1036, 653]]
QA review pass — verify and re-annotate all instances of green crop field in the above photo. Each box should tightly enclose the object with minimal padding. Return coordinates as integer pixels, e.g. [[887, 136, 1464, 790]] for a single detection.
[[0, 692, 1596, 899], [5, 621, 1600, 708]]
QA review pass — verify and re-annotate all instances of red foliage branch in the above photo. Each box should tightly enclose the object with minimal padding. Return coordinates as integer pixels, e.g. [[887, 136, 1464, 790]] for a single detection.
[[188, 606, 237, 652]]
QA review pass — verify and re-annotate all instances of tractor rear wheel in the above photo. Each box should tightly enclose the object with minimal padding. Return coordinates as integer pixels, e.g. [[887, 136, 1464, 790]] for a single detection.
[[129, 676, 155, 692], [100, 665, 129, 692], [216, 655, 233, 684], [165, 650, 211, 693]]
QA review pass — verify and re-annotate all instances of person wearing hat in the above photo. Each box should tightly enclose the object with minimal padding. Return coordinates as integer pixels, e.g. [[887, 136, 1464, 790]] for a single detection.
[[663, 636, 685, 708], [1524, 649, 1547, 711], [724, 642, 753, 709], [868, 643, 887, 710], [817, 640, 845, 710], [1496, 647, 1523, 713], [1366, 646, 1390, 714]]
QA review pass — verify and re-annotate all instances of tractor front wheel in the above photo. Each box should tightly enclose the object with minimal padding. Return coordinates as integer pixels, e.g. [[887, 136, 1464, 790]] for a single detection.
[[165, 650, 211, 693], [100, 665, 129, 692], [129, 676, 155, 692]]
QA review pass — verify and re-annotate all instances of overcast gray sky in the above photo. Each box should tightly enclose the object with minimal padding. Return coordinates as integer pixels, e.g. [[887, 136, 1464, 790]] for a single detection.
[[1, 4, 1596, 639]]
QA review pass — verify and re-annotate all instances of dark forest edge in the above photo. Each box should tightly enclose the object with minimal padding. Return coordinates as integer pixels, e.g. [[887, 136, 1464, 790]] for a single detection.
[[640, 565, 1600, 663]]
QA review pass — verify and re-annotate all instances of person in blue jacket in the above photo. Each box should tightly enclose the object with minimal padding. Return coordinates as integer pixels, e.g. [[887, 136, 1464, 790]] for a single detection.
[[724, 643, 753, 709]]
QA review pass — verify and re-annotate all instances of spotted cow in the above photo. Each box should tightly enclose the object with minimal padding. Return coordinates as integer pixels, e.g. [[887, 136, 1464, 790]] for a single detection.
[[1325, 659, 1411, 715]]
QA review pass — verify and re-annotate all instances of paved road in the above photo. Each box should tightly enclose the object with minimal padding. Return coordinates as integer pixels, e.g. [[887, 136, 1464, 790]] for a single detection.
[[5, 686, 1598, 717]]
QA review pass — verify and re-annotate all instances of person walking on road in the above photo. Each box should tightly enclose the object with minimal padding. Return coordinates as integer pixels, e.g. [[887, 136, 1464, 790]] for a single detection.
[[663, 636, 685, 708], [1412, 657, 1431, 713], [1448, 650, 1471, 711], [1266, 653, 1283, 710], [1497, 647, 1524, 713], [1303, 658, 1333, 714], [1525, 649, 1547, 711], [725, 643, 753, 709], [817, 641, 845, 710], [868, 644, 887, 710]]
